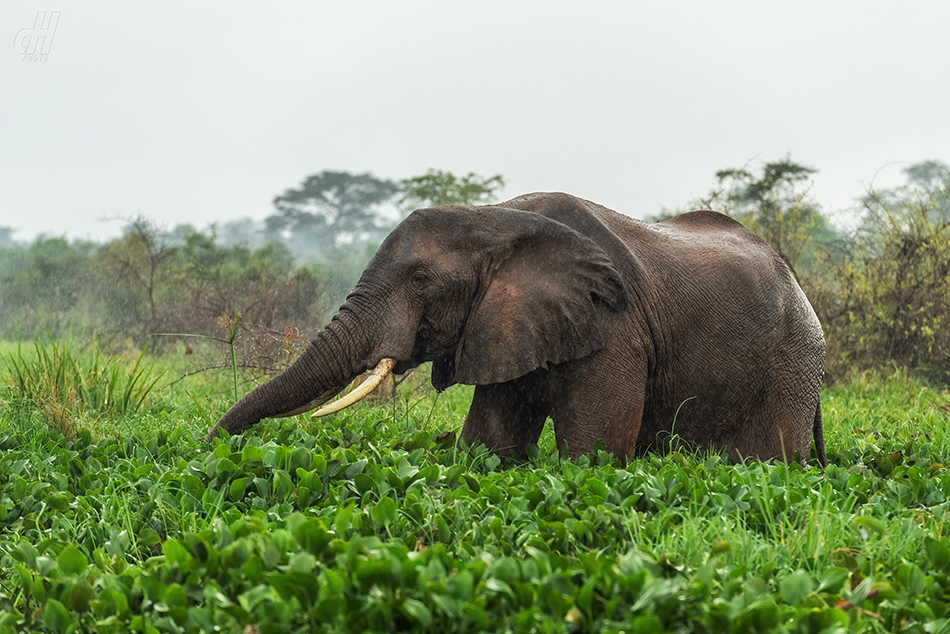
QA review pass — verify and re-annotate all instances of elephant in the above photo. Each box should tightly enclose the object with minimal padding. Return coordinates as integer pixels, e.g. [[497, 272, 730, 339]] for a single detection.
[[206, 192, 827, 467]]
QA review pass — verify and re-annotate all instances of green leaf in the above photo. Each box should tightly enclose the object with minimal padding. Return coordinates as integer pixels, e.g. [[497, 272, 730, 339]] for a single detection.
[[897, 562, 926, 596], [401, 598, 433, 627], [854, 515, 885, 538], [291, 447, 313, 471], [295, 518, 331, 556], [780, 570, 814, 605], [631, 615, 662, 634], [816, 567, 850, 594], [57, 546, 88, 575], [229, 477, 248, 501], [43, 599, 72, 632], [371, 497, 397, 527], [925, 535, 950, 571], [462, 474, 481, 493], [162, 540, 193, 569], [345, 459, 368, 478], [396, 458, 419, 481], [137, 527, 162, 549], [242, 445, 263, 463]]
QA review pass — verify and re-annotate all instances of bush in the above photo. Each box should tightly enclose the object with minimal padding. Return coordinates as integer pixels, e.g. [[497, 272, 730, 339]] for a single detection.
[[820, 170, 950, 381], [0, 220, 336, 374]]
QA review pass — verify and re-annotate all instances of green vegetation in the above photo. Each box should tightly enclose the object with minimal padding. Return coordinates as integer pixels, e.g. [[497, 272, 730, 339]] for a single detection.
[[2, 337, 163, 440], [1, 163, 949, 630], [0, 348, 949, 632]]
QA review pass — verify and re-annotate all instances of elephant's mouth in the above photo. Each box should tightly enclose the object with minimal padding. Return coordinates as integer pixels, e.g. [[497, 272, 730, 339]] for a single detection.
[[393, 358, 420, 375], [392, 319, 458, 376]]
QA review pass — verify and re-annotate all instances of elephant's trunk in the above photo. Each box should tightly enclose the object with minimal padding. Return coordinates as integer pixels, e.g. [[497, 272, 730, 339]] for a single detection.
[[205, 310, 373, 442]]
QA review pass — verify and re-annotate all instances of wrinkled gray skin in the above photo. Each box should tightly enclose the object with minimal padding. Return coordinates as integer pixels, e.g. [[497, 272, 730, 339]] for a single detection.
[[207, 192, 826, 466]]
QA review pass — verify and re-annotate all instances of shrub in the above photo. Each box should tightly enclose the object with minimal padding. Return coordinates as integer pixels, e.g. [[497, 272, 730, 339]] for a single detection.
[[820, 166, 950, 381]]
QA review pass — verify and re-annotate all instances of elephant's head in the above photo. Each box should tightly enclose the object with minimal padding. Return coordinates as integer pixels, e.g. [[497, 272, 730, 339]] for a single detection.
[[206, 203, 628, 441]]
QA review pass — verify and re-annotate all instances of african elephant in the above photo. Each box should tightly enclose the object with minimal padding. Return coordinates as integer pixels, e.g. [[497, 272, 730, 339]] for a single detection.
[[207, 192, 826, 466]]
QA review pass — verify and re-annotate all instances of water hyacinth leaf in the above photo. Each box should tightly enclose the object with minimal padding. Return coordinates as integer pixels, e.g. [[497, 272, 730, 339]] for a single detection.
[[273, 471, 294, 501], [817, 567, 850, 594], [780, 571, 814, 605], [46, 492, 70, 511], [630, 614, 662, 633], [291, 447, 313, 471], [229, 477, 248, 501], [346, 459, 369, 478], [297, 468, 324, 493], [42, 598, 71, 632], [372, 497, 398, 527], [354, 472, 376, 495], [57, 546, 88, 575], [396, 457, 419, 482], [105, 530, 130, 557], [215, 458, 237, 478], [296, 485, 311, 509], [163, 540, 193, 569], [242, 445, 263, 463], [462, 474, 481, 493], [164, 583, 188, 607], [897, 562, 927, 596], [925, 535, 950, 571], [137, 528, 162, 549], [401, 598, 433, 627]]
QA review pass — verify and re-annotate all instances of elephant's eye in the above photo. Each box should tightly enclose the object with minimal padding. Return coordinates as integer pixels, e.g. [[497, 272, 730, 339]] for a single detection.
[[411, 271, 430, 290]]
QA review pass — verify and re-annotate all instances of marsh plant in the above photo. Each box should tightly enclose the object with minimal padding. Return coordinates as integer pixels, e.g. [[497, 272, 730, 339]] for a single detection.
[[1, 336, 163, 438]]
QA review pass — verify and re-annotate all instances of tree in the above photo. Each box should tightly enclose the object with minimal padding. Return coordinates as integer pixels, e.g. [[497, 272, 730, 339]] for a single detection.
[[0, 236, 96, 339], [94, 218, 179, 341], [267, 171, 399, 254], [830, 161, 950, 378], [0, 227, 17, 249], [398, 169, 506, 208]]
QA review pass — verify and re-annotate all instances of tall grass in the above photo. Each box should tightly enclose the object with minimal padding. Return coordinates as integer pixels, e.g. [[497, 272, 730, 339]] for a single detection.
[[1, 336, 164, 438]]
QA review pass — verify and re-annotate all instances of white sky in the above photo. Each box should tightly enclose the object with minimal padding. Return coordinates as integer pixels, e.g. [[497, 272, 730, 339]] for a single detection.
[[2, 2, 949, 242]]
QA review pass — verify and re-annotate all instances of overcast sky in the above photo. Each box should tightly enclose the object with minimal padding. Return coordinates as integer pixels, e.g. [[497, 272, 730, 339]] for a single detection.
[[3, 2, 949, 242]]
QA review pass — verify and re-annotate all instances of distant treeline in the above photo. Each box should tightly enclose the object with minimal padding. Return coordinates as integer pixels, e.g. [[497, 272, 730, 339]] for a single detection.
[[1, 162, 948, 383], [0, 170, 506, 371]]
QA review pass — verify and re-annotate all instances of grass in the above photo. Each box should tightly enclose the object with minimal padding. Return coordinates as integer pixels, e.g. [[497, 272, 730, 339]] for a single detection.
[[0, 342, 949, 632]]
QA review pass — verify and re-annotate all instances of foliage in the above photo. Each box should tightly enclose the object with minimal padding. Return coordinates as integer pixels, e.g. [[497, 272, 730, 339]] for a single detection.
[[165, 229, 324, 368], [0, 219, 328, 376], [398, 169, 507, 208], [0, 238, 97, 340], [822, 162, 950, 381], [0, 359, 949, 632], [0, 228, 17, 250]]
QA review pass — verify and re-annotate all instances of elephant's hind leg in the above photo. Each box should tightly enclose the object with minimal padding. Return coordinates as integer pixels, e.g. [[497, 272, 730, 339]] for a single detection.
[[461, 372, 551, 458]]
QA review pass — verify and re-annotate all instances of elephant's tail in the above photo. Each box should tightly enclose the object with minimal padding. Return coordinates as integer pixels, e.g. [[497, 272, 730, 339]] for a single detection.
[[813, 403, 827, 468]]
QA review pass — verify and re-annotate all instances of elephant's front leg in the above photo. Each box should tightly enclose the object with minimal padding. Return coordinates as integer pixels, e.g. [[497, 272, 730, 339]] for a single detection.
[[461, 372, 551, 458]]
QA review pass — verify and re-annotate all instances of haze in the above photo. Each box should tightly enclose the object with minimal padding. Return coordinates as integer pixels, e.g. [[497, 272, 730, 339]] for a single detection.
[[2, 2, 948, 242]]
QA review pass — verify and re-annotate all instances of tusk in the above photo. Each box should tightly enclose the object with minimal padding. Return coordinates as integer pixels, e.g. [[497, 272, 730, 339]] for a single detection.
[[274, 387, 342, 418], [311, 358, 395, 417]]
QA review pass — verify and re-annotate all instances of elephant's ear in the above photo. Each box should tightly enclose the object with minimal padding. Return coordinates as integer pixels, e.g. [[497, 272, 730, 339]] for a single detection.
[[450, 213, 628, 386]]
